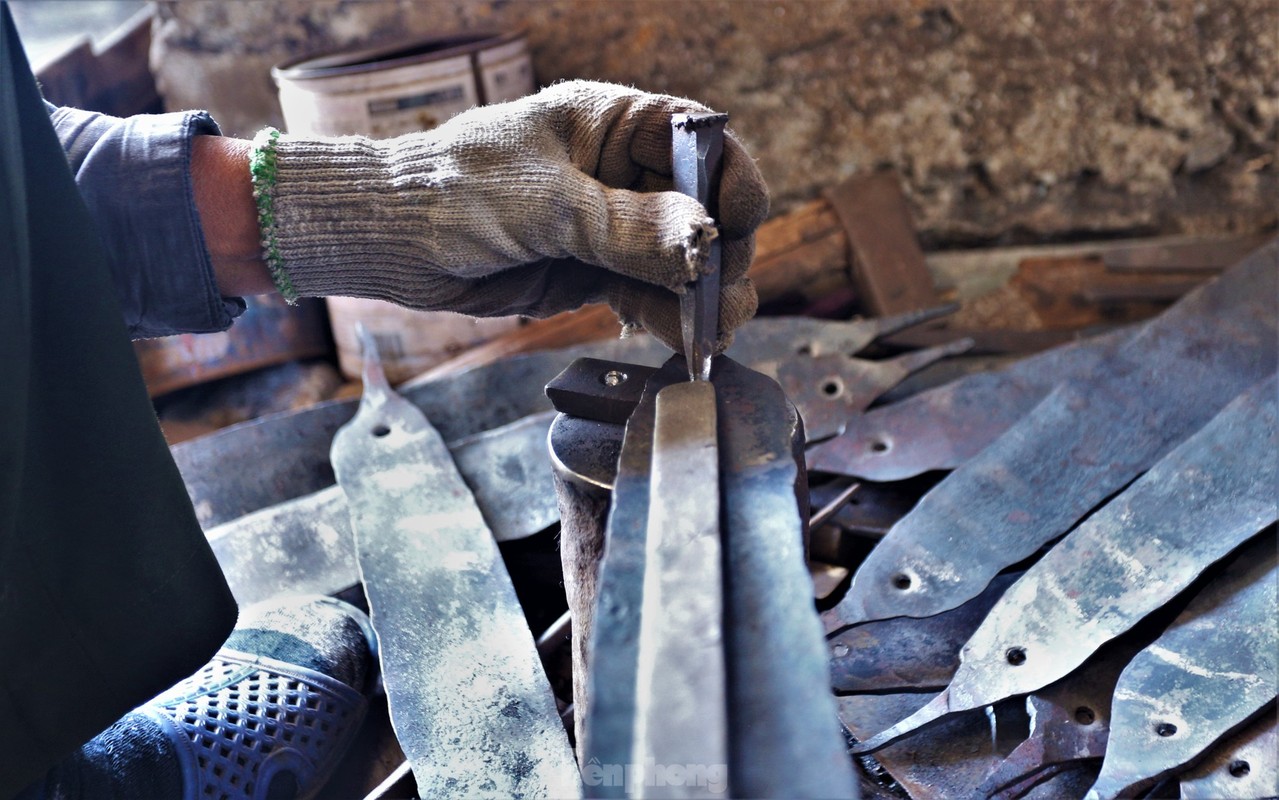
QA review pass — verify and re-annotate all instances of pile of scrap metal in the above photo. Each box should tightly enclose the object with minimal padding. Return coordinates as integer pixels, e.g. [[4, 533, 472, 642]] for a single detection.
[[173, 238, 1276, 799]]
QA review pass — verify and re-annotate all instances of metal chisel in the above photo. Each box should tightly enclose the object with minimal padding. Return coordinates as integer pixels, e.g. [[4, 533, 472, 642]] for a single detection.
[[672, 112, 727, 382]]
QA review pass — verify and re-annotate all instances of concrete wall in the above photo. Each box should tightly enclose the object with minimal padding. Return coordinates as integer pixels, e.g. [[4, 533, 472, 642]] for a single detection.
[[153, 0, 1277, 245]]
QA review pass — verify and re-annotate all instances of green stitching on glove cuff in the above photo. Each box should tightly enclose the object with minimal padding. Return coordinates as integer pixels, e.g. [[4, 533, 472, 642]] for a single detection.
[[249, 127, 297, 303]]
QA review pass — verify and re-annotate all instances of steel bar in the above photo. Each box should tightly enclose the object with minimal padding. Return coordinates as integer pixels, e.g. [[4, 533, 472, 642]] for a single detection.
[[332, 329, 578, 798], [1086, 534, 1279, 799], [1177, 713, 1278, 800], [673, 112, 727, 382], [850, 373, 1278, 754], [827, 242, 1278, 633], [631, 381, 726, 797]]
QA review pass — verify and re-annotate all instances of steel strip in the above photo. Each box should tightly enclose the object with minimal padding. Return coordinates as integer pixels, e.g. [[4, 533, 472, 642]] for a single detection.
[[826, 572, 1019, 693], [332, 332, 579, 798], [1086, 534, 1279, 799], [851, 373, 1278, 754], [828, 242, 1278, 632]]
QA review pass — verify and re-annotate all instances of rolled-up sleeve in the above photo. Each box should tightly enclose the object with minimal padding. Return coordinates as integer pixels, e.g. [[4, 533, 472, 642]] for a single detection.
[[47, 101, 246, 338]]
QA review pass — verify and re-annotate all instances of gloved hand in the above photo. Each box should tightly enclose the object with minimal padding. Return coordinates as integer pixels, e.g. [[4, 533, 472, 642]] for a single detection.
[[252, 80, 769, 351]]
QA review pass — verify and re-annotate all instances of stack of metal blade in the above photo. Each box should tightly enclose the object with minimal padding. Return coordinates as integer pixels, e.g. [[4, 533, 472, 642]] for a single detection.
[[814, 241, 1278, 800]]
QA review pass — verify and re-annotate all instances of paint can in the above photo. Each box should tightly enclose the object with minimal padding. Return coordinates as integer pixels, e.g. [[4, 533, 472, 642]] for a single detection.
[[273, 31, 536, 381]]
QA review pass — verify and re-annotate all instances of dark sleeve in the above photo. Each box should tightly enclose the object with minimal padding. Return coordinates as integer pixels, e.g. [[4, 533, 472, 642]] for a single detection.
[[45, 101, 246, 338]]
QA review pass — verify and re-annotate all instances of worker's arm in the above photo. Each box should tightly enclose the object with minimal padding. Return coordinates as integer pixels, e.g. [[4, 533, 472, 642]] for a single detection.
[[232, 81, 769, 351]]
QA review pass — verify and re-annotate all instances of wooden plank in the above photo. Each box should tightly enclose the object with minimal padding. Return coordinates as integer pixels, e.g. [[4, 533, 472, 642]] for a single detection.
[[823, 170, 939, 315]]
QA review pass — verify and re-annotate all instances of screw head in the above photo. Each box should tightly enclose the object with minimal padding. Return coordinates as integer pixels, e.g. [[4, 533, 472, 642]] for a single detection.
[[601, 370, 627, 387]]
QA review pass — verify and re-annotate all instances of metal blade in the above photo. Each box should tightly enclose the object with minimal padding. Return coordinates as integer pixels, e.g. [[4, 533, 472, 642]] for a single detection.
[[1178, 714, 1278, 800], [332, 328, 578, 798], [1086, 533, 1279, 799], [805, 326, 1132, 480], [204, 412, 558, 605], [631, 380, 727, 797], [775, 338, 974, 441], [827, 242, 1278, 631], [850, 373, 1278, 753]]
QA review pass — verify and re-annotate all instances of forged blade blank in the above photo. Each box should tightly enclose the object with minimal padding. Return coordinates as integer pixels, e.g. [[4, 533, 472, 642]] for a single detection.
[[775, 338, 973, 441], [631, 381, 727, 796], [851, 373, 1279, 754], [332, 332, 578, 799], [203, 413, 559, 605], [976, 639, 1143, 800], [826, 572, 1019, 693], [827, 243, 1278, 632], [1086, 534, 1279, 799], [1178, 714, 1278, 800], [805, 326, 1131, 480]]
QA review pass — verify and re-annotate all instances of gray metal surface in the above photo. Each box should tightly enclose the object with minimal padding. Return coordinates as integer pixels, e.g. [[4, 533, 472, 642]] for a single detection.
[[1177, 714, 1278, 800], [713, 357, 857, 798], [203, 413, 558, 605], [583, 355, 856, 798], [672, 112, 726, 383], [631, 381, 727, 797], [827, 242, 1279, 633], [775, 338, 973, 441], [1086, 534, 1279, 799], [850, 373, 1279, 754], [806, 326, 1132, 480], [332, 331, 578, 798]]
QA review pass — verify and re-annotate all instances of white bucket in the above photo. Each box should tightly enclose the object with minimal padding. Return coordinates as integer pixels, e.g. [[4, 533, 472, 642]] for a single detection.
[[272, 32, 535, 382]]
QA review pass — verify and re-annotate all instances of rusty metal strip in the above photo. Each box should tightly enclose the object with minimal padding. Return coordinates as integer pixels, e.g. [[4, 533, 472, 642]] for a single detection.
[[1177, 713, 1278, 800], [850, 373, 1278, 754], [822, 170, 940, 315], [806, 326, 1132, 481], [1086, 534, 1278, 799], [332, 330, 578, 798], [827, 243, 1278, 633]]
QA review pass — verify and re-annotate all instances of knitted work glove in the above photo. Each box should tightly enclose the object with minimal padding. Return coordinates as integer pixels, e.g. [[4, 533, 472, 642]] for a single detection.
[[252, 80, 769, 352]]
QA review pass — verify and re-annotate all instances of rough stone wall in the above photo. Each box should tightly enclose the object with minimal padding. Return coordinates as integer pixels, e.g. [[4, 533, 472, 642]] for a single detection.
[[153, 0, 1277, 245]]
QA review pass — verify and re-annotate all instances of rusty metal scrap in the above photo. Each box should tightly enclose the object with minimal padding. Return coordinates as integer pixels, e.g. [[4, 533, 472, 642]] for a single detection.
[[1177, 714, 1278, 800]]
